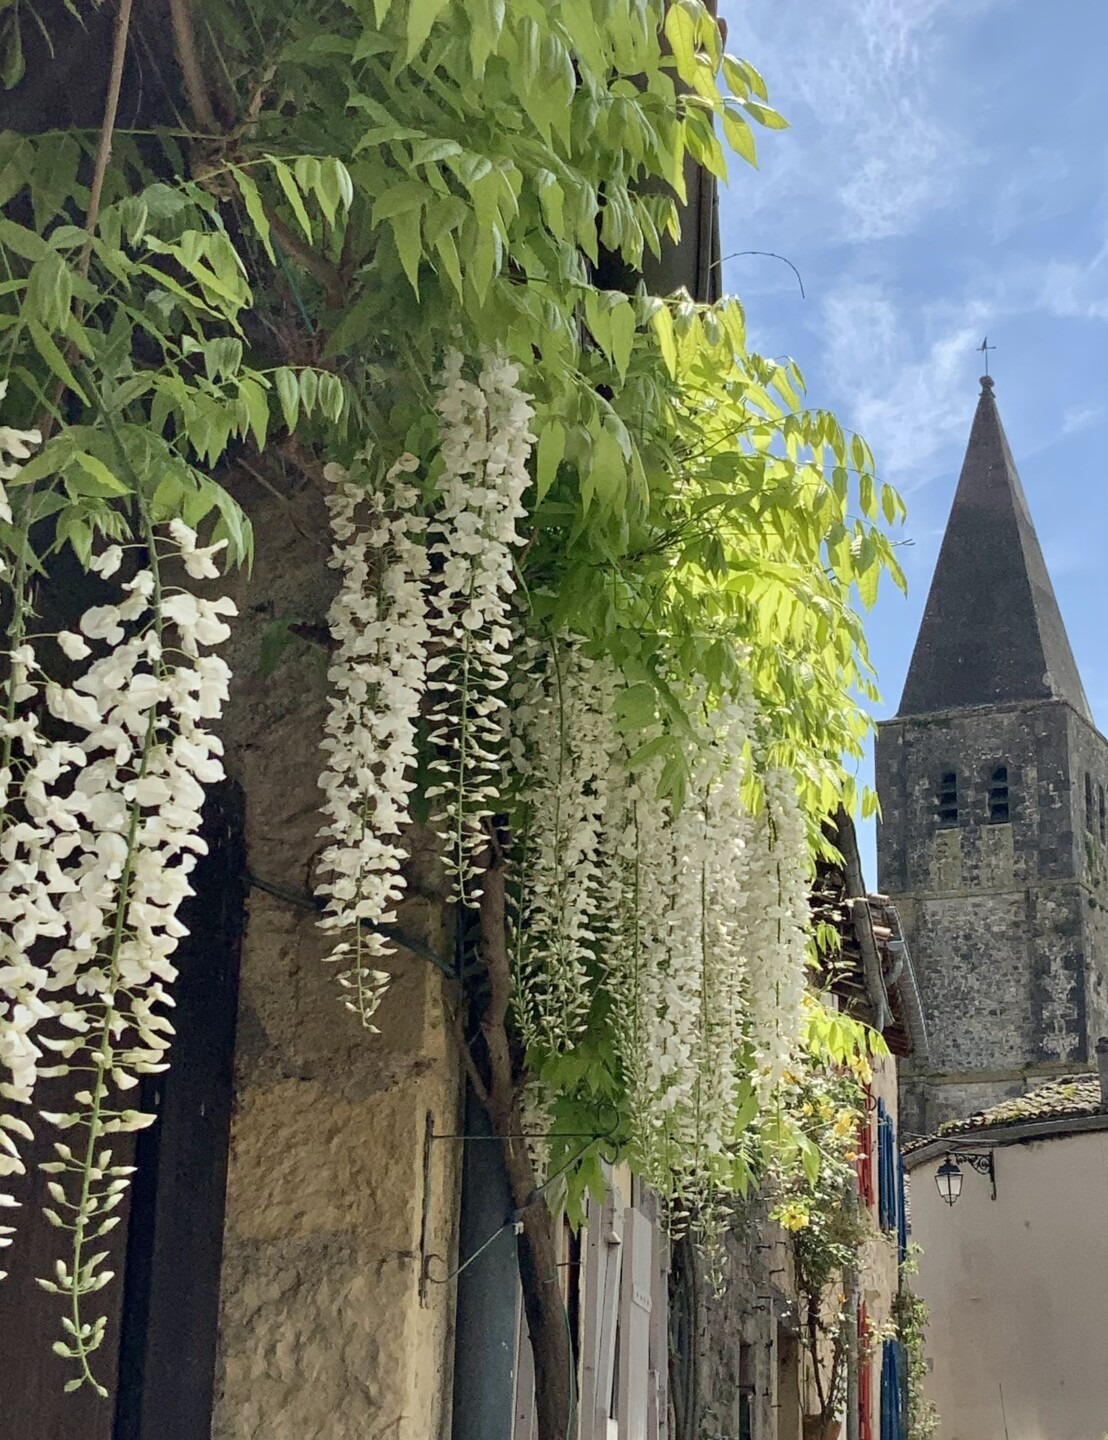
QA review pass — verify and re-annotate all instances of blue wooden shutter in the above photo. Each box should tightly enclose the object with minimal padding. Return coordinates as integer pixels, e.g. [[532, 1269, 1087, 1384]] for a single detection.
[[896, 1151, 908, 1261], [879, 1340, 906, 1440], [876, 1100, 890, 1230], [876, 1101, 900, 1236]]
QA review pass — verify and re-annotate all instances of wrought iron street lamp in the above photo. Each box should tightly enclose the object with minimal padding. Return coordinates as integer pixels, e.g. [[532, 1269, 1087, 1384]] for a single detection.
[[935, 1157, 962, 1206], [935, 1150, 996, 1205]]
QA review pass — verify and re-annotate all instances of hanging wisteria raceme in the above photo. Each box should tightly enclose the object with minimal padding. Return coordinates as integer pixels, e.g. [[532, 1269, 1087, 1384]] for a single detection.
[[425, 350, 533, 900], [0, 513, 234, 1390], [0, 391, 45, 1254], [316, 453, 430, 1028], [607, 750, 674, 1180], [741, 766, 812, 1092], [526, 675, 811, 1211], [512, 645, 618, 1052], [665, 696, 760, 1180], [681, 694, 760, 1164], [606, 693, 758, 1202]]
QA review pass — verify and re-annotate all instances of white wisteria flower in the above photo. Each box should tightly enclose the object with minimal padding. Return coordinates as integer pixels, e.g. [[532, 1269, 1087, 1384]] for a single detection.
[[426, 349, 533, 898], [0, 519, 235, 1365], [316, 451, 430, 1028], [512, 644, 618, 1051], [57, 631, 91, 661], [0, 380, 42, 523], [86, 545, 123, 579], [167, 518, 229, 580]]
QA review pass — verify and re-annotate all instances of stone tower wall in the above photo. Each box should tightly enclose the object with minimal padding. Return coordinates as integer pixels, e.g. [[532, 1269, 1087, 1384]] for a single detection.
[[876, 699, 1107, 1135]]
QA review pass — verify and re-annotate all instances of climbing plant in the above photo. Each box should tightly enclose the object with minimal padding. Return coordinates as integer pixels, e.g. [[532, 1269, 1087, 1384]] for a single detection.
[[894, 1248, 941, 1440], [771, 1036, 872, 1434], [0, 0, 906, 1428]]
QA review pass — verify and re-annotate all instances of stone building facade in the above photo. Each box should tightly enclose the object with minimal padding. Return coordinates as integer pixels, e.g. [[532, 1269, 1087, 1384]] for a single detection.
[[876, 376, 1108, 1137], [686, 818, 919, 1440], [688, 1045, 904, 1440]]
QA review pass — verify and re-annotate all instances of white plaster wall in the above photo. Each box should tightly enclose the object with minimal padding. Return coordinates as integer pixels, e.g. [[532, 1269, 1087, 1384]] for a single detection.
[[909, 1130, 1108, 1440]]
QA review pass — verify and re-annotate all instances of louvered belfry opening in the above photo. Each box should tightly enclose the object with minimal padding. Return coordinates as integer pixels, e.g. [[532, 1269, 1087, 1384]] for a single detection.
[[988, 766, 1010, 823], [938, 771, 959, 827]]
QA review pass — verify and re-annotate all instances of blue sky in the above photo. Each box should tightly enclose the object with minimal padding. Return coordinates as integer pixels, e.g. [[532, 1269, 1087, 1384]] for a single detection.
[[717, 0, 1108, 878]]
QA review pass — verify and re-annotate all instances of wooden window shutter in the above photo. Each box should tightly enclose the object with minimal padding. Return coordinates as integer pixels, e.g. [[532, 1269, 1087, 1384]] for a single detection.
[[579, 1181, 624, 1440], [616, 1204, 653, 1440], [858, 1303, 873, 1440], [647, 1213, 669, 1440], [512, 1280, 537, 1440], [856, 1115, 874, 1209], [635, 1185, 669, 1440]]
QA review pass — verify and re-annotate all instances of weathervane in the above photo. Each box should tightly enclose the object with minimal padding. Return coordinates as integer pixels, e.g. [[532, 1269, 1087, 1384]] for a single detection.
[[978, 336, 996, 377]]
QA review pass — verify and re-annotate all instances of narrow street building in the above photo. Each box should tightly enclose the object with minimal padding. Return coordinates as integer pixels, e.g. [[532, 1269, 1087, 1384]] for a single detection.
[[905, 1057, 1108, 1440]]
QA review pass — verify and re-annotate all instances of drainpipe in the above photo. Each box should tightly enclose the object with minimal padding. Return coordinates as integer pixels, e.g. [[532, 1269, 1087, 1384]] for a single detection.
[[883, 902, 931, 1066], [451, 1084, 519, 1440]]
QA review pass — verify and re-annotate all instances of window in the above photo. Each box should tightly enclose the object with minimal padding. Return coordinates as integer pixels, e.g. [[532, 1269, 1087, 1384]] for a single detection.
[[1100, 785, 1106, 845], [937, 771, 958, 826], [880, 1341, 907, 1440], [858, 1305, 874, 1440], [856, 1081, 875, 1209], [739, 1344, 755, 1440], [1086, 773, 1096, 833], [877, 1098, 899, 1234], [988, 765, 1009, 823]]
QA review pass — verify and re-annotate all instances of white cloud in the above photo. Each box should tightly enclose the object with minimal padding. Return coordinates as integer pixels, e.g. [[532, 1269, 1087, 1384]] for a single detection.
[[1039, 250, 1108, 322], [989, 147, 1071, 243], [726, 0, 994, 241], [820, 280, 985, 485], [1061, 403, 1104, 435]]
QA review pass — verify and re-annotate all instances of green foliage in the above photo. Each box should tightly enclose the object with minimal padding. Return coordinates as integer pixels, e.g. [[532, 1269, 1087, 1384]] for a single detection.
[[769, 1040, 872, 1422], [894, 1249, 941, 1440], [0, 0, 902, 821], [0, 0, 908, 1390]]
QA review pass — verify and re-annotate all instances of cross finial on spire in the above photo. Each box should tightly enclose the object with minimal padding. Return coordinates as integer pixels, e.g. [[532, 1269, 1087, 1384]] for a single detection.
[[978, 335, 996, 379]]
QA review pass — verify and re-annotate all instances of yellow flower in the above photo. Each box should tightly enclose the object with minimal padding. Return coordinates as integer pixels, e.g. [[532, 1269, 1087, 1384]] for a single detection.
[[849, 1054, 873, 1083], [775, 1201, 811, 1232]]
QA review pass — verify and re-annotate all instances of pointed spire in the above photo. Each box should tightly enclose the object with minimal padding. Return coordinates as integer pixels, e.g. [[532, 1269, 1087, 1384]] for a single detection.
[[897, 376, 1091, 720]]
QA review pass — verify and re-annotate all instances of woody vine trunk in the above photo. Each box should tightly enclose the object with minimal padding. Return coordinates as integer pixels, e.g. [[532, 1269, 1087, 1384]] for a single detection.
[[473, 842, 573, 1440]]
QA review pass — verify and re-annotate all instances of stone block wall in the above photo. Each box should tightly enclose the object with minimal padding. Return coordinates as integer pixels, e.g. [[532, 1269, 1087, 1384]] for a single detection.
[[209, 480, 463, 1440], [692, 1051, 903, 1437], [693, 1202, 795, 1439], [1067, 708, 1108, 1045], [877, 699, 1108, 1133], [875, 700, 1074, 898]]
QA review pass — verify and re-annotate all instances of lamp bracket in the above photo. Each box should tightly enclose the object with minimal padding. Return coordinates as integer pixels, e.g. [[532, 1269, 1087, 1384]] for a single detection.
[[948, 1149, 997, 1201]]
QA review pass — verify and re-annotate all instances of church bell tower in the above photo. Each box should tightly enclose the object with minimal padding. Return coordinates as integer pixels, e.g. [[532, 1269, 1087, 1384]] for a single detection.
[[875, 376, 1108, 1136]]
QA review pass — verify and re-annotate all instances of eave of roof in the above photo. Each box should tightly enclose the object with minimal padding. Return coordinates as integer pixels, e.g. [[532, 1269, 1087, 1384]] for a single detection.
[[903, 1076, 1108, 1165]]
